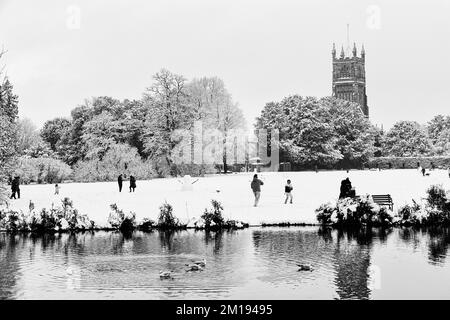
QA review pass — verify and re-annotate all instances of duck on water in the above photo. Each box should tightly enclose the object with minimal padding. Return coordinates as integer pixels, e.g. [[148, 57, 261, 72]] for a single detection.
[[297, 264, 313, 272]]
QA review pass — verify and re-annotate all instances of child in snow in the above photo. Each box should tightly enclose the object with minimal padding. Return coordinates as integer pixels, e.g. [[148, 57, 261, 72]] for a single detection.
[[55, 183, 60, 195], [284, 179, 293, 204]]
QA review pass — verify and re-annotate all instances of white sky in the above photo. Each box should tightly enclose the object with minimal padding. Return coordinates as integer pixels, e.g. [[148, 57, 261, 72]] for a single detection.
[[0, 0, 449, 129]]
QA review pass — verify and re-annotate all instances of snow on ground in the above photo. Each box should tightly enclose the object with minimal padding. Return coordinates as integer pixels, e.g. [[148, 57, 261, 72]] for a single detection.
[[5, 169, 450, 226]]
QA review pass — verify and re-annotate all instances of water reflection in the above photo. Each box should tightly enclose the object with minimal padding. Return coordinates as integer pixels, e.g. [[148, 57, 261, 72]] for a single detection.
[[333, 228, 395, 299], [427, 228, 450, 265], [1, 227, 450, 299], [333, 228, 372, 300], [204, 230, 224, 255], [0, 234, 20, 299]]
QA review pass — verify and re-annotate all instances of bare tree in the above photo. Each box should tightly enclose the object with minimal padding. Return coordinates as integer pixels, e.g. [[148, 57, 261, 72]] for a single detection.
[[142, 69, 191, 173], [187, 77, 246, 173]]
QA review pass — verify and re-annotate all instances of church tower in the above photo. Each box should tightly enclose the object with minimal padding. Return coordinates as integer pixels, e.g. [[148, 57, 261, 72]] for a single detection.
[[332, 42, 369, 117]]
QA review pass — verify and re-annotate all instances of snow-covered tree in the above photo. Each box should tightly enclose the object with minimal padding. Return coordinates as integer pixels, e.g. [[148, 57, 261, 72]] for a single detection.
[[427, 115, 450, 144], [187, 77, 246, 172], [384, 121, 432, 157], [40, 117, 71, 152], [256, 95, 374, 168], [321, 97, 376, 167], [0, 49, 19, 202], [433, 128, 450, 156], [142, 69, 192, 174]]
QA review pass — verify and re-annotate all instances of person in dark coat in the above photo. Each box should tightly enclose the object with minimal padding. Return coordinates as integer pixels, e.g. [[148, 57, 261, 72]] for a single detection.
[[118, 174, 123, 192], [10, 179, 16, 199], [129, 175, 136, 192], [15, 176, 20, 199], [10, 176, 20, 199], [250, 174, 264, 207], [421, 167, 426, 177], [339, 178, 352, 199], [339, 180, 346, 199]]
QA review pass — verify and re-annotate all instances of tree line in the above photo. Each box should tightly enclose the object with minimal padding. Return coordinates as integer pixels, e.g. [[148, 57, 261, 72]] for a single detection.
[[7, 68, 247, 183], [256, 95, 450, 169]]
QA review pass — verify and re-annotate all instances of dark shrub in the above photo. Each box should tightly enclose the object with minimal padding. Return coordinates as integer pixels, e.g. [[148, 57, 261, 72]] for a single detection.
[[354, 200, 376, 225], [315, 203, 335, 225], [201, 200, 225, 229], [139, 218, 155, 231], [108, 203, 136, 232], [376, 207, 394, 226], [37, 208, 59, 232], [426, 185, 448, 210], [4, 210, 20, 231], [119, 212, 136, 233], [157, 202, 180, 229], [397, 204, 420, 226]]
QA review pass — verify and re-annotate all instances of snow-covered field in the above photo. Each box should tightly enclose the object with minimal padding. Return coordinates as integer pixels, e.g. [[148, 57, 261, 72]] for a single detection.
[[6, 169, 450, 226]]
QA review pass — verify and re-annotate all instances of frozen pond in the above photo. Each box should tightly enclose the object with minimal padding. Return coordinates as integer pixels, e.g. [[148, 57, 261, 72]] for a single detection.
[[6, 169, 450, 226], [2, 226, 450, 299]]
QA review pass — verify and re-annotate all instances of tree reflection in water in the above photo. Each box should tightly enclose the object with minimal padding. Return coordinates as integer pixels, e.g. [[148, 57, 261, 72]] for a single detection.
[[398, 227, 421, 251], [3, 226, 450, 299], [0, 234, 21, 299], [332, 228, 374, 300], [427, 228, 450, 265], [318, 227, 391, 300], [397, 227, 450, 265], [204, 230, 224, 255], [317, 227, 333, 243]]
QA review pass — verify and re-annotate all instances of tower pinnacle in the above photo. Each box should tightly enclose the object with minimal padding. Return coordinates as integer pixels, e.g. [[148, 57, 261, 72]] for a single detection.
[[346, 23, 351, 57]]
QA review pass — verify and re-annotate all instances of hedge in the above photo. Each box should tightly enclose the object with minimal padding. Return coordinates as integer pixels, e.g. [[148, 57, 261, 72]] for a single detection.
[[368, 157, 450, 169]]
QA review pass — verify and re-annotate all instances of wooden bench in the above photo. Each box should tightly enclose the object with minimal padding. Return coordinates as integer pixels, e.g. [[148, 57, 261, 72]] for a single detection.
[[353, 194, 394, 210], [371, 194, 394, 210]]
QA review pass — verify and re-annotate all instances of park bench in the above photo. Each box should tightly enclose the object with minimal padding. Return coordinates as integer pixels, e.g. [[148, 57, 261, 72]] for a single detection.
[[353, 194, 394, 210], [371, 194, 394, 210]]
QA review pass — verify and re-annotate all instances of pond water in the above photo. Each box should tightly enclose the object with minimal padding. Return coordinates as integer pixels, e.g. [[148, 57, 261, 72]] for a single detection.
[[2, 226, 450, 300]]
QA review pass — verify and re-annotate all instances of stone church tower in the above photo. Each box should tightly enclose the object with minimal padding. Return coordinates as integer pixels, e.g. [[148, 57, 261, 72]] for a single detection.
[[332, 42, 369, 117]]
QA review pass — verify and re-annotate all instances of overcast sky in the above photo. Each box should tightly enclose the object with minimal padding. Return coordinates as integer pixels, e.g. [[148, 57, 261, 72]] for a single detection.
[[1, 0, 449, 129]]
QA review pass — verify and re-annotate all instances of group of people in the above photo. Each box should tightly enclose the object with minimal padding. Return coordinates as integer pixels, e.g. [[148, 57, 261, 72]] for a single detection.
[[250, 174, 293, 207], [118, 174, 137, 193]]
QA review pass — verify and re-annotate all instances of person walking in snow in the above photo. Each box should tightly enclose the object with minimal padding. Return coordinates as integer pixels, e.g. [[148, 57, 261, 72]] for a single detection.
[[251, 174, 264, 207]]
